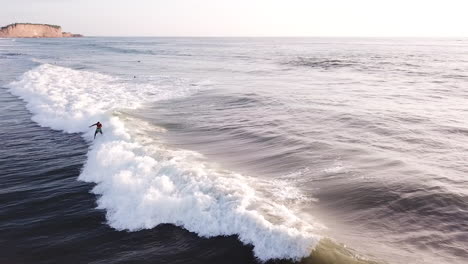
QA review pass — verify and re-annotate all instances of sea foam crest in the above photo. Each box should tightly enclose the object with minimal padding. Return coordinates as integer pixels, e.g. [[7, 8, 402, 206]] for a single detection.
[[8, 64, 321, 261]]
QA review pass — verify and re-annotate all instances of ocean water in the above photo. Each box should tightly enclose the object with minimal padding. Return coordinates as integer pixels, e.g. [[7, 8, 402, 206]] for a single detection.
[[0, 37, 467, 264]]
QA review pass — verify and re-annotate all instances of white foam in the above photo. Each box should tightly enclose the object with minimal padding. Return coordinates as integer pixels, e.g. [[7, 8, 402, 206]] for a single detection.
[[8, 64, 322, 261]]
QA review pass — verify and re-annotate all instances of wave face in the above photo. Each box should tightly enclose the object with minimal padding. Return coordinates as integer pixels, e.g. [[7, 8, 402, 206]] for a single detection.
[[8, 64, 321, 261]]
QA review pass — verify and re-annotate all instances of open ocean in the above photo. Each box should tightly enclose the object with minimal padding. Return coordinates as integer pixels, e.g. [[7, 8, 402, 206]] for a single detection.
[[1, 37, 467, 264]]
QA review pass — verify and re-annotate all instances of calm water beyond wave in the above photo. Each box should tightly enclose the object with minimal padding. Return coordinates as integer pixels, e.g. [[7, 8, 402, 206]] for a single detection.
[[0, 37, 467, 264]]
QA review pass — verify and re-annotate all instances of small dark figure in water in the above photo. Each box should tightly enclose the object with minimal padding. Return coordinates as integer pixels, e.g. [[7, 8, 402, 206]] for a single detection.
[[89, 121, 103, 139]]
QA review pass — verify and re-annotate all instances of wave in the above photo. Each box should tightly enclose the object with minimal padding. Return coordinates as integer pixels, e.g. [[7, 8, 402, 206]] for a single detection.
[[284, 57, 359, 70], [2, 52, 25, 56], [84, 43, 158, 55], [7, 64, 323, 261]]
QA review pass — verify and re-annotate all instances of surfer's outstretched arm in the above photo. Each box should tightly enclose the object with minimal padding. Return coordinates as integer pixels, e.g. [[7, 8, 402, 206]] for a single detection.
[[89, 123, 97, 127]]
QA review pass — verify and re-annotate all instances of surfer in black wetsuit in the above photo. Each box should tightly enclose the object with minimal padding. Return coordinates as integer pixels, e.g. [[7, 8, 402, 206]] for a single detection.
[[89, 121, 103, 139]]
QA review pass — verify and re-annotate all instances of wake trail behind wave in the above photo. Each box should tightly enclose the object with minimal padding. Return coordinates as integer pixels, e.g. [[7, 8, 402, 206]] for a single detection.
[[7, 64, 322, 261]]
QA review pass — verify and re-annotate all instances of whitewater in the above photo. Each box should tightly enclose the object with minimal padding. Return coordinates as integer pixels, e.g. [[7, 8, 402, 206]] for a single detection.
[[8, 63, 322, 261]]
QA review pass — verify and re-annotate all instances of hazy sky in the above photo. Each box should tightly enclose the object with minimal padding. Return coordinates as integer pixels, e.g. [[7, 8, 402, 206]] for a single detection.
[[1, 0, 467, 37]]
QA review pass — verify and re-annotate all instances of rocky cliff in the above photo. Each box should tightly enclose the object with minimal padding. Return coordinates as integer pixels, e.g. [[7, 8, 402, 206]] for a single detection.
[[0, 23, 83, 38]]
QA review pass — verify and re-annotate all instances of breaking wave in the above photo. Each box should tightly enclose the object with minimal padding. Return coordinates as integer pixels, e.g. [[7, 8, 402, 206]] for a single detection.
[[7, 64, 322, 261]]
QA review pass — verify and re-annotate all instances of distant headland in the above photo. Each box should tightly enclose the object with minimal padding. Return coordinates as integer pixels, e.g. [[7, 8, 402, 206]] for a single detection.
[[0, 23, 83, 38]]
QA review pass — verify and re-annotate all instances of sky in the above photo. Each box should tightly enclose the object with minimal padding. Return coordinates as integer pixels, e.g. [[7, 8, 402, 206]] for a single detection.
[[1, 0, 467, 37]]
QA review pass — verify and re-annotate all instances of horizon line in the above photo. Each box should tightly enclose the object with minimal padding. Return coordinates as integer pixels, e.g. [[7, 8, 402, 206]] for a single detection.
[[80, 35, 468, 39]]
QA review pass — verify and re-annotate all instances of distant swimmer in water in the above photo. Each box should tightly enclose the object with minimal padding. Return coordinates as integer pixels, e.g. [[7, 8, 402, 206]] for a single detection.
[[89, 121, 103, 139]]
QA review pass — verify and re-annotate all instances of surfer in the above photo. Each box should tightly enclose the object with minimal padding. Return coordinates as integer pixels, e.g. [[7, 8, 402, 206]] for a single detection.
[[89, 121, 103, 139]]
